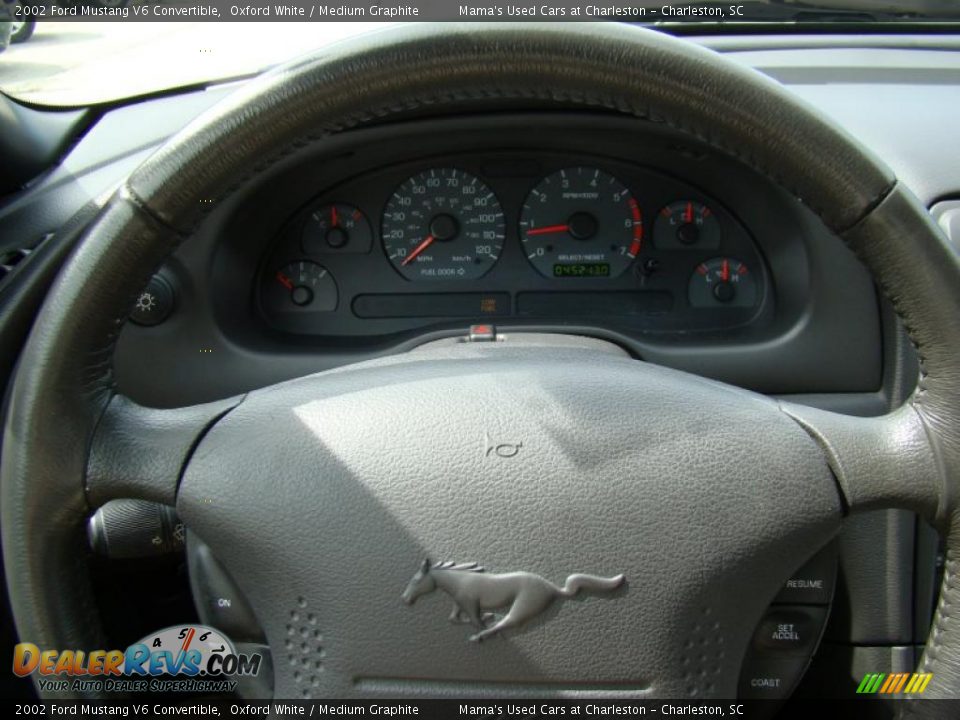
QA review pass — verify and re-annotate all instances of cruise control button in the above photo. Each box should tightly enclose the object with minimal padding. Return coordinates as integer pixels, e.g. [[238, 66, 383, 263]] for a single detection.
[[775, 544, 837, 605], [738, 654, 810, 699], [188, 539, 264, 642], [752, 606, 828, 656]]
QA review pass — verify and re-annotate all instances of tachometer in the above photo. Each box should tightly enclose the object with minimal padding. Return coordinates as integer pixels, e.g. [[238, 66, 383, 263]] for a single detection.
[[382, 168, 505, 281], [519, 167, 642, 279]]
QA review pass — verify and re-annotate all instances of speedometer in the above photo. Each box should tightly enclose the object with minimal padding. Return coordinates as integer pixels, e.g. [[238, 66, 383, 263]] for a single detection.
[[519, 167, 642, 279], [382, 168, 505, 281]]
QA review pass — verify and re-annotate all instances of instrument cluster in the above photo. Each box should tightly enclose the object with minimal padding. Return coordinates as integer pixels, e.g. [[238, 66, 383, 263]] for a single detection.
[[256, 154, 768, 337]]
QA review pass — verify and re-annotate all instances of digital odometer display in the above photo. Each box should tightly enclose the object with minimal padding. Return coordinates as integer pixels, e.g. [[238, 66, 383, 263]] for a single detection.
[[553, 263, 611, 278]]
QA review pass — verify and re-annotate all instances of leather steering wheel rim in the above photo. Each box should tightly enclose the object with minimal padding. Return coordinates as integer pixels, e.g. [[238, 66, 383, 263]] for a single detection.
[[3, 23, 959, 708]]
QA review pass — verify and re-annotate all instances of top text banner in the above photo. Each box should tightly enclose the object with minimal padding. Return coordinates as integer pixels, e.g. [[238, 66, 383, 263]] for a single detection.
[[3, 1, 765, 23]]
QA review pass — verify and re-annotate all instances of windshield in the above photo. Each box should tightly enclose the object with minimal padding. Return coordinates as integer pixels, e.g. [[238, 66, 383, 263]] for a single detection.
[[0, 21, 397, 105], [1, 1, 959, 106]]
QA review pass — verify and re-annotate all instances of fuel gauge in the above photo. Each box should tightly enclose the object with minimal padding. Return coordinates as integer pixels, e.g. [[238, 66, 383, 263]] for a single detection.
[[654, 201, 721, 250], [689, 257, 758, 308], [262, 260, 338, 312]]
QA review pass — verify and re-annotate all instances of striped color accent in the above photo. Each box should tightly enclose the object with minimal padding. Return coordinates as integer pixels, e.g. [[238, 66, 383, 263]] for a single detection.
[[857, 672, 932, 694], [892, 673, 910, 693], [856, 673, 885, 694]]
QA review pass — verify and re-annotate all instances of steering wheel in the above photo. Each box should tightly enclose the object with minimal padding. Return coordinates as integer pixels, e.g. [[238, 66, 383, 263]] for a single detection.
[[3, 23, 958, 707]]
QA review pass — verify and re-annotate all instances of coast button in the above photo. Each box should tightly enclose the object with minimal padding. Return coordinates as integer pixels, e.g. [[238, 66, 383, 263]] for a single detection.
[[738, 655, 809, 699]]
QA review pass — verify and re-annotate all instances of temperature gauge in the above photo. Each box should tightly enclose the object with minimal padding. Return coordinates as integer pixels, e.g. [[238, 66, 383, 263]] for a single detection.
[[654, 201, 721, 249], [689, 257, 758, 308], [302, 203, 372, 254], [262, 261, 338, 312]]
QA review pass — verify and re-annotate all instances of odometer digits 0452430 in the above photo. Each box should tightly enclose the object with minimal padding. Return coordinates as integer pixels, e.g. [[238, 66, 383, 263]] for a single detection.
[[382, 168, 505, 281], [519, 167, 642, 279]]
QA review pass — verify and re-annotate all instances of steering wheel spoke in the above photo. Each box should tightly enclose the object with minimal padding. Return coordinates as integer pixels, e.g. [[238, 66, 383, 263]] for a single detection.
[[779, 402, 943, 521], [86, 393, 242, 508]]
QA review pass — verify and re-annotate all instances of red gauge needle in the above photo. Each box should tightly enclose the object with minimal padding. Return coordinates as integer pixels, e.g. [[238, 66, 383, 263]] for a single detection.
[[276, 271, 294, 290], [331, 205, 338, 227], [721, 259, 730, 282], [402, 235, 435, 266], [175, 626, 196, 669], [685, 202, 694, 224], [180, 627, 196, 653], [526, 224, 571, 237]]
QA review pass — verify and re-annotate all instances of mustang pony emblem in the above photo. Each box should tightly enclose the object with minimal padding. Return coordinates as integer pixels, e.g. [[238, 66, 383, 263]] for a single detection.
[[402, 559, 626, 642]]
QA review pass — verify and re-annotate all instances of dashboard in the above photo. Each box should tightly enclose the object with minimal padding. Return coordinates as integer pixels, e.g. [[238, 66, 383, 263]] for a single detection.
[[257, 151, 766, 336], [109, 113, 879, 409], [16, 39, 955, 409]]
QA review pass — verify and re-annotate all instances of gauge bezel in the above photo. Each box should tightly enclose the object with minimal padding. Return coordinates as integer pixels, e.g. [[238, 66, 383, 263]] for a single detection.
[[301, 203, 373, 256], [381, 167, 506, 282], [248, 134, 774, 340], [653, 200, 722, 251], [688, 257, 760, 309], [518, 166, 643, 280], [260, 259, 339, 317]]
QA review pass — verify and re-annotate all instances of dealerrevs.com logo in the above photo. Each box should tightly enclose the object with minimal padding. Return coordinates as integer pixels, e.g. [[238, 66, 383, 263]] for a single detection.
[[12, 625, 261, 694]]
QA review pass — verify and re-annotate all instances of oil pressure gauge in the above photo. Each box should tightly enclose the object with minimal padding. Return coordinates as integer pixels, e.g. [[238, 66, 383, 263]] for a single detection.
[[689, 257, 758, 308]]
